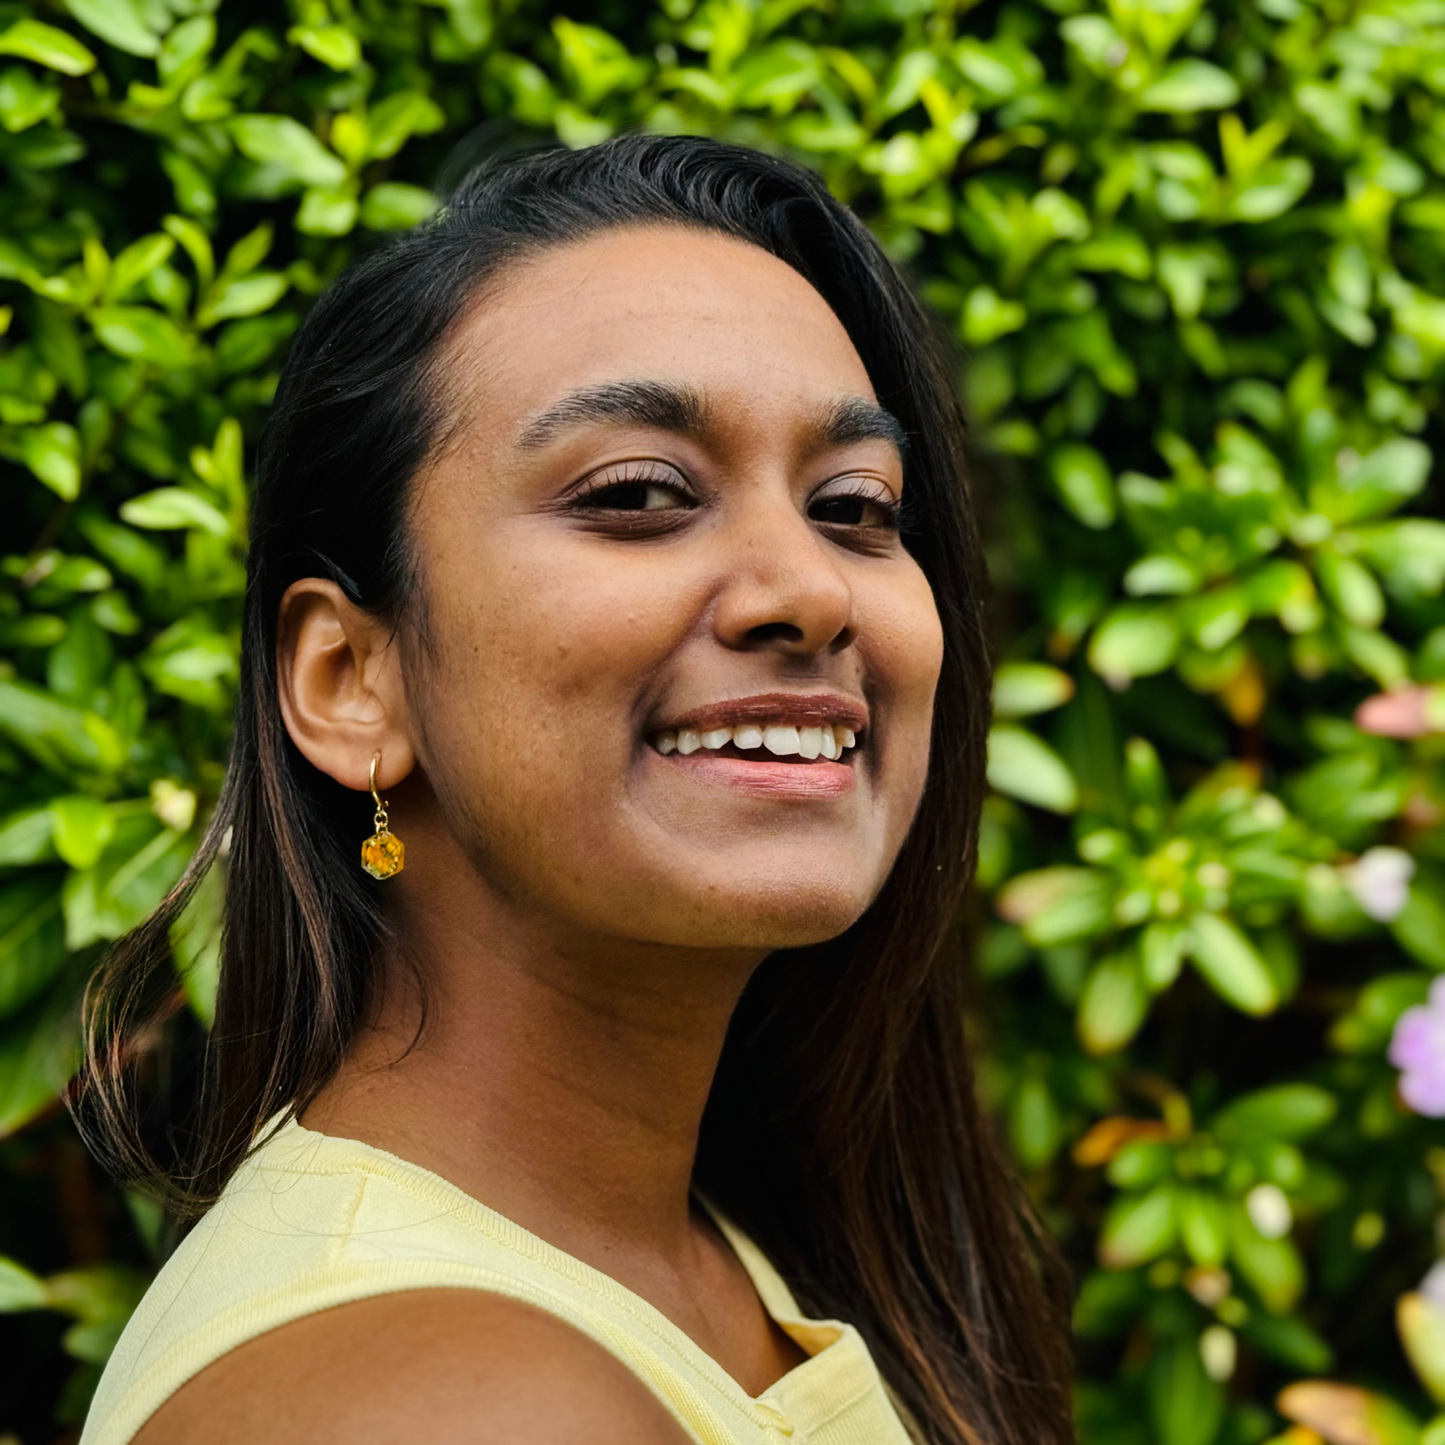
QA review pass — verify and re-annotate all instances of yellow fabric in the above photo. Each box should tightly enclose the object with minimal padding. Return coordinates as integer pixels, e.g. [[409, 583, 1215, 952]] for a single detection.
[[81, 1117, 917, 1445]]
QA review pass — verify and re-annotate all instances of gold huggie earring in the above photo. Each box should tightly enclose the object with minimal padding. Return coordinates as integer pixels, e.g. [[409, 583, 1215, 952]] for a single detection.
[[361, 751, 405, 879]]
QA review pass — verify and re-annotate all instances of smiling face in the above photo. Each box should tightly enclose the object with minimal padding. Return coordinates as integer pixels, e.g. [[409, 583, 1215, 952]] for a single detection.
[[399, 225, 944, 951]]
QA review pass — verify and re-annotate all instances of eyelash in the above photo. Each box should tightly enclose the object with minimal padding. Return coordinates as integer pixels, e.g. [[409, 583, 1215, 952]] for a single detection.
[[567, 464, 904, 535]]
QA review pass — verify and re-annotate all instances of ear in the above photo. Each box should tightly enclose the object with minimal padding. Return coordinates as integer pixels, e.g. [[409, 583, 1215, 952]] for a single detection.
[[275, 577, 416, 794]]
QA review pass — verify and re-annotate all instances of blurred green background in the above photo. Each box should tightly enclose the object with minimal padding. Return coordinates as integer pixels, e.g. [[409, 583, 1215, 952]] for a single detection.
[[1, 0, 1444, 1441]]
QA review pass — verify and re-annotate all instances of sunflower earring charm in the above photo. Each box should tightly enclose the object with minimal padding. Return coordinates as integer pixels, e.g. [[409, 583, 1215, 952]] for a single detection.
[[361, 751, 405, 880]]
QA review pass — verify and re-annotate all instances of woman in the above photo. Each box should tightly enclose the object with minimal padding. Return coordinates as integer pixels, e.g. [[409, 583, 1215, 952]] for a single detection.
[[75, 135, 1074, 1445]]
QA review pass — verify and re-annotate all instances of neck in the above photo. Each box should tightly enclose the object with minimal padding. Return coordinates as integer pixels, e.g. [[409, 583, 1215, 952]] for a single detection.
[[303, 866, 763, 1263]]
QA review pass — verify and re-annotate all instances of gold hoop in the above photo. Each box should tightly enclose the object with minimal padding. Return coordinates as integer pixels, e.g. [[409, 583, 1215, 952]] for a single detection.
[[361, 750, 404, 879]]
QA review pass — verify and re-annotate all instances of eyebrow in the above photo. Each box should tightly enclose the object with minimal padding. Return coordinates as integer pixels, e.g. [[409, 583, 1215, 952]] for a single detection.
[[515, 381, 706, 450], [514, 379, 908, 456]]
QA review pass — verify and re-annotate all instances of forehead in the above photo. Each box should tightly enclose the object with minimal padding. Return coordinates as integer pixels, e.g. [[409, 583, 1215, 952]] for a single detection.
[[440, 225, 877, 434]]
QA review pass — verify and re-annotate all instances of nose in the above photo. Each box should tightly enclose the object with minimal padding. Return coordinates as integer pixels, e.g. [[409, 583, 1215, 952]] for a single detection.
[[711, 496, 856, 656]]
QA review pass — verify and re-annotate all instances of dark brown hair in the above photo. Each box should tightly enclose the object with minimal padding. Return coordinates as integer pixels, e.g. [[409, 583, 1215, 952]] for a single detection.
[[75, 134, 1074, 1445]]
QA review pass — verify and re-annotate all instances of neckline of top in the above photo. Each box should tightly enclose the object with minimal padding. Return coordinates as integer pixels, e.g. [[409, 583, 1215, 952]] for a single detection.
[[255, 1114, 863, 1423]]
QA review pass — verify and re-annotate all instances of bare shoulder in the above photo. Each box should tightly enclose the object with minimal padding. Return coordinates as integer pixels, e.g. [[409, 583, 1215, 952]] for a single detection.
[[131, 1288, 692, 1445]]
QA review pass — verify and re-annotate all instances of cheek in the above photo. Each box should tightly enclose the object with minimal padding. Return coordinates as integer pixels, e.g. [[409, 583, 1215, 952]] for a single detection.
[[867, 564, 945, 781], [420, 531, 676, 793]]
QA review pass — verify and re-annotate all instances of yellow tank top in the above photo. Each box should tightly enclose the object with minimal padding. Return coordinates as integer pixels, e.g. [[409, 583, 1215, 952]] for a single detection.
[[81, 1117, 918, 1445]]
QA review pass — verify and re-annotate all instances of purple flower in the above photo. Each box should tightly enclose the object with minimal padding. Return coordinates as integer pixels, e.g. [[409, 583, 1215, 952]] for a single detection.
[[1389, 976, 1445, 1117]]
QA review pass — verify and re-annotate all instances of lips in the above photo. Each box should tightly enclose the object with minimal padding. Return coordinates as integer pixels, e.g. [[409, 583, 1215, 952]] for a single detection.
[[650, 692, 866, 752], [647, 692, 866, 796]]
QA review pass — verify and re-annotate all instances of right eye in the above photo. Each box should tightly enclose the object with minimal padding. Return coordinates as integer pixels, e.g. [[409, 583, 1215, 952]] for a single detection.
[[568, 462, 698, 517], [584, 480, 691, 511]]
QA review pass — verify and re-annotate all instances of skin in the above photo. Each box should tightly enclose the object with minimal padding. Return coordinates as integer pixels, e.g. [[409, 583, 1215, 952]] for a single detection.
[[138, 226, 944, 1443]]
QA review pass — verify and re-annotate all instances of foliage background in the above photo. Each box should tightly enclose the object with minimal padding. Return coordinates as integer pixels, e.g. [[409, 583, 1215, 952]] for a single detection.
[[1, 0, 1443, 1440]]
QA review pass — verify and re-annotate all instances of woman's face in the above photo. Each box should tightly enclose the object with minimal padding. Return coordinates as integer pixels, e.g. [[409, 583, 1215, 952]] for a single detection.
[[404, 226, 944, 951]]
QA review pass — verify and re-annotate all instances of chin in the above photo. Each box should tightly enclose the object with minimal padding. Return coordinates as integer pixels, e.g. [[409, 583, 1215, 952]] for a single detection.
[[650, 870, 880, 951]]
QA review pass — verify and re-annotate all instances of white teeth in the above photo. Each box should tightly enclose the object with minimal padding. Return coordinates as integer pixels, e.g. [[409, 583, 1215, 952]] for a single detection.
[[655, 720, 860, 757], [763, 726, 801, 756]]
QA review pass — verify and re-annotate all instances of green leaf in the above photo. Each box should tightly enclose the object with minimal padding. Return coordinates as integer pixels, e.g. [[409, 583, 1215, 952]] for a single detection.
[[1077, 949, 1148, 1054], [1394, 875, 1445, 969], [997, 867, 1115, 946], [1329, 438, 1432, 523], [1074, 1268, 1151, 1338], [1317, 552, 1386, 629], [229, 115, 346, 188], [359, 183, 439, 231], [1177, 1189, 1229, 1268], [1100, 1184, 1177, 1267], [1188, 913, 1279, 1015], [1108, 1140, 1172, 1190], [1089, 606, 1181, 686], [1141, 921, 1187, 991], [1138, 61, 1241, 114], [987, 725, 1079, 813], [0, 1256, 48, 1309], [733, 39, 822, 108], [287, 24, 362, 71], [1229, 158, 1312, 222], [1008, 1074, 1062, 1169], [0, 976, 81, 1137], [963, 286, 1027, 345], [161, 214, 213, 290], [1356, 520, 1445, 599], [138, 618, 237, 708], [0, 805, 56, 868], [1238, 1313, 1333, 1373], [62, 0, 159, 57], [993, 663, 1075, 718], [0, 679, 122, 774], [1049, 443, 1116, 529], [119, 487, 230, 539], [62, 823, 188, 950], [0, 20, 96, 75], [1332, 972, 1430, 1052], [46, 1262, 147, 1324], [0, 879, 64, 1017], [1182, 586, 1250, 652], [1228, 1201, 1303, 1312], [105, 234, 175, 302], [1211, 1084, 1337, 1143], [1125, 555, 1202, 597], [1147, 1333, 1225, 1445], [47, 794, 113, 870], [1399, 1294, 1445, 1407], [91, 306, 191, 367], [64, 1315, 126, 1363], [157, 15, 213, 86], [0, 62, 62, 134], [362, 92, 446, 163], [197, 272, 288, 327], [15, 422, 81, 500], [296, 188, 358, 237]]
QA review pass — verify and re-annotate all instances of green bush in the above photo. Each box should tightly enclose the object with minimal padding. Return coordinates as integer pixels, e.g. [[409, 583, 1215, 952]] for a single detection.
[[1, 0, 1443, 1439]]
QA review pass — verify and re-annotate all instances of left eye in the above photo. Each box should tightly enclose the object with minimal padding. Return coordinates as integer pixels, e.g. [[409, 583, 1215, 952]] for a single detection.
[[808, 492, 899, 529]]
